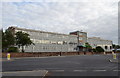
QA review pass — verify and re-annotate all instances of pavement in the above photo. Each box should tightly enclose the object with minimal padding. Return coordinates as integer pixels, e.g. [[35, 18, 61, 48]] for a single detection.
[[2, 54, 120, 77], [109, 53, 119, 63], [109, 59, 119, 63], [2, 70, 48, 76]]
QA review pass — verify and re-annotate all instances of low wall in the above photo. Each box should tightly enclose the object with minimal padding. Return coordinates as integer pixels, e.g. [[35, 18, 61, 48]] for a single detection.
[[2, 52, 93, 58], [2, 51, 118, 58]]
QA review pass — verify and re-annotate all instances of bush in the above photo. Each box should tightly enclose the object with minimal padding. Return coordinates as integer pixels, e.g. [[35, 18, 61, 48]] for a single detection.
[[96, 46, 104, 52], [92, 48, 96, 52], [7, 47, 19, 52]]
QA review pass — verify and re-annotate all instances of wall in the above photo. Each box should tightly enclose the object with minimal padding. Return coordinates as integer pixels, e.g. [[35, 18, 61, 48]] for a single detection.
[[88, 37, 113, 52], [13, 27, 78, 52]]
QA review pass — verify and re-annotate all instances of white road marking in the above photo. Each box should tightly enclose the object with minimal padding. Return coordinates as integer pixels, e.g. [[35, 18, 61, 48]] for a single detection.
[[73, 70, 87, 72], [109, 60, 113, 62], [42, 71, 48, 78], [93, 70, 107, 72], [50, 56, 66, 58], [52, 70, 65, 72], [113, 70, 120, 71], [3, 70, 47, 73]]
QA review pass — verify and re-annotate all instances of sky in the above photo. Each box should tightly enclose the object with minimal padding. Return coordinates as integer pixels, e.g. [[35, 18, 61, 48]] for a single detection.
[[1, 0, 119, 44]]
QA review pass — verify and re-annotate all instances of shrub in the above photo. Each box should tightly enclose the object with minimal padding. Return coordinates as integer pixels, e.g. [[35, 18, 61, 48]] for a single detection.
[[92, 48, 96, 52], [7, 47, 19, 53], [96, 46, 104, 52]]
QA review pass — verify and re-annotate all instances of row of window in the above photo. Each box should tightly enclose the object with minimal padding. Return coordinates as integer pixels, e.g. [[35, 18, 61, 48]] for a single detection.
[[15, 30, 80, 42], [16, 30, 76, 39], [33, 46, 74, 51], [31, 39, 77, 45], [88, 40, 112, 45], [104, 46, 112, 49]]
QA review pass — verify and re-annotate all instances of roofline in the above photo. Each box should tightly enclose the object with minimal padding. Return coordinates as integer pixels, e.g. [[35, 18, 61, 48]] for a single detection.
[[88, 37, 112, 42], [70, 31, 87, 34], [10, 26, 77, 37]]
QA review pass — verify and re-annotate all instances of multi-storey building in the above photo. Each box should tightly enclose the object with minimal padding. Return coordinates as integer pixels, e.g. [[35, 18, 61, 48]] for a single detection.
[[8, 27, 87, 52], [8, 26, 113, 52], [70, 31, 87, 51], [70, 31, 87, 45], [88, 37, 113, 52]]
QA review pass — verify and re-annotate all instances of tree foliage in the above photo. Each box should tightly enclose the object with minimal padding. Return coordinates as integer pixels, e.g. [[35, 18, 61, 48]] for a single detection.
[[85, 42, 92, 48], [7, 47, 19, 52], [2, 28, 34, 53], [15, 31, 34, 52], [112, 44, 120, 49], [96, 46, 104, 52], [85, 42, 92, 52], [2, 29, 15, 52], [92, 48, 96, 52]]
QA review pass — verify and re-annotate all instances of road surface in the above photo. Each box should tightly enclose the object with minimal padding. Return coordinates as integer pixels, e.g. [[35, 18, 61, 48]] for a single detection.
[[2, 54, 120, 77]]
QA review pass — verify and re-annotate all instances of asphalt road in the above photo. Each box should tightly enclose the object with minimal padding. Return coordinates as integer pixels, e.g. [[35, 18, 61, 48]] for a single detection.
[[2, 54, 120, 77]]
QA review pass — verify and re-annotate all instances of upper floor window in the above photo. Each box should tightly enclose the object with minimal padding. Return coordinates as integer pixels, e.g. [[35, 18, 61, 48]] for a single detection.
[[79, 37, 82, 40]]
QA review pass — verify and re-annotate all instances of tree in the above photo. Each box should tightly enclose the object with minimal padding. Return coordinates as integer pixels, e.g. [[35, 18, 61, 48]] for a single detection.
[[92, 48, 96, 52], [2, 29, 15, 52], [112, 44, 120, 49], [112, 44, 120, 52], [96, 46, 104, 52], [15, 31, 34, 52], [112, 44, 116, 49], [85, 42, 92, 52]]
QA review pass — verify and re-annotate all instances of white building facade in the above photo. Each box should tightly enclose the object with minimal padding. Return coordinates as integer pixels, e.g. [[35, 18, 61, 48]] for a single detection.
[[88, 37, 113, 52], [9, 27, 87, 52], [8, 26, 113, 52]]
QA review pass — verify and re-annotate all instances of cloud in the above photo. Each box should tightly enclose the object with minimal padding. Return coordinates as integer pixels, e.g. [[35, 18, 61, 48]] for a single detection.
[[1, 0, 119, 2], [2, 1, 118, 44]]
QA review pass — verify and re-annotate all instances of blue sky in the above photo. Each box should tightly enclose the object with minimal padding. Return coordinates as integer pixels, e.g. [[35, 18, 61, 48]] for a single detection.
[[1, 0, 119, 44]]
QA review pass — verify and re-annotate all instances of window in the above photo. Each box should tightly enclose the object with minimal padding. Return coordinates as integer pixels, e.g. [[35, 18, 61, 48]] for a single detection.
[[105, 46, 108, 49], [79, 33, 82, 35], [110, 46, 112, 49], [57, 41, 63, 44], [46, 34, 49, 37], [43, 46, 45, 50], [63, 41, 67, 45], [79, 37, 82, 40], [51, 41, 57, 44]]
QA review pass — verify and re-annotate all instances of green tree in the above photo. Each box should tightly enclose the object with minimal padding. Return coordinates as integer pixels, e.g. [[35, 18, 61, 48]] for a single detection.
[[92, 48, 96, 52], [112, 44, 120, 52], [112, 44, 116, 49], [2, 29, 15, 52], [15, 31, 34, 52], [96, 46, 104, 52], [85, 42, 92, 52]]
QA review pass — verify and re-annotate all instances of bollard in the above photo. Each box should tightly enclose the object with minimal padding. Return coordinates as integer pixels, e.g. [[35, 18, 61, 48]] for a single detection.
[[112, 51, 114, 54], [113, 53, 117, 59], [7, 53, 10, 60], [104, 52, 106, 54]]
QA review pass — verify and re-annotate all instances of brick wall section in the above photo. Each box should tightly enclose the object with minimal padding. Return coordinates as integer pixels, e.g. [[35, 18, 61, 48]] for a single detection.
[[2, 51, 117, 58]]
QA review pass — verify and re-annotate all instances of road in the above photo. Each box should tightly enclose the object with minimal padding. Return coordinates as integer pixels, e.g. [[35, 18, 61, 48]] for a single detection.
[[2, 54, 120, 77]]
